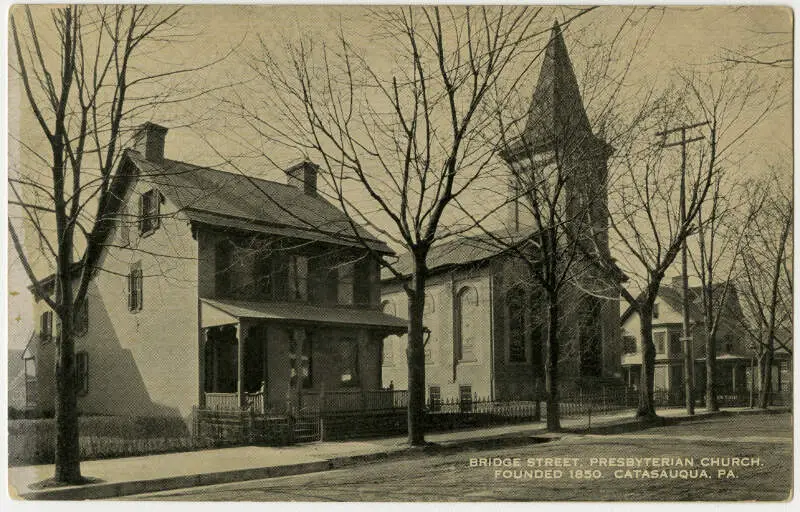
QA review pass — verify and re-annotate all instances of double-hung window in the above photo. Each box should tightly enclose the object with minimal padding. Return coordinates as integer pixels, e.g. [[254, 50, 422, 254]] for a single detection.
[[138, 189, 161, 236], [128, 262, 143, 312]]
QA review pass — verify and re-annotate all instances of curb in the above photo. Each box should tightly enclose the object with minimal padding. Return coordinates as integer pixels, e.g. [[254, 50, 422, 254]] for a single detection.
[[17, 407, 791, 500], [19, 460, 333, 500]]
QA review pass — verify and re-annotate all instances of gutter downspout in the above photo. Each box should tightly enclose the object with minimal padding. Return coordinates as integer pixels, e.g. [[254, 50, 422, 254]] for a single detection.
[[489, 270, 495, 401]]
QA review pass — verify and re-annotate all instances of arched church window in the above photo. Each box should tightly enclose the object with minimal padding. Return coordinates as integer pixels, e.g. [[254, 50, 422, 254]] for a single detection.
[[578, 297, 603, 378], [507, 285, 527, 363], [423, 293, 435, 315], [455, 286, 479, 362]]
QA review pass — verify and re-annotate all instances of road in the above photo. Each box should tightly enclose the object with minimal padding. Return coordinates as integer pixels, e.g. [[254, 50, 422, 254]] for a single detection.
[[128, 412, 793, 502]]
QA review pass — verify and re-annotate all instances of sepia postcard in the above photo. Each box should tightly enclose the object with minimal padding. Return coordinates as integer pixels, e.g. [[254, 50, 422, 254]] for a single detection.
[[4, 3, 794, 505]]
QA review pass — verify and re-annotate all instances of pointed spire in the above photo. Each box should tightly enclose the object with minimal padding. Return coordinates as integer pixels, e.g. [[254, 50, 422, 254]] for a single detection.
[[523, 21, 594, 148]]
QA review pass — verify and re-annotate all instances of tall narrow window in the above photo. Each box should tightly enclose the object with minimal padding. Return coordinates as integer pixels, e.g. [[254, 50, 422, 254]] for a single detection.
[[429, 386, 442, 412], [455, 286, 479, 362], [578, 297, 603, 377], [337, 261, 354, 305], [215, 240, 233, 297], [128, 262, 143, 312], [353, 259, 371, 306], [287, 255, 308, 301], [289, 329, 312, 389], [39, 311, 53, 343], [653, 331, 666, 354], [271, 256, 289, 300], [623, 335, 637, 354], [669, 331, 682, 356], [652, 303, 660, 319], [459, 385, 473, 412], [75, 351, 89, 396], [138, 189, 161, 235], [507, 285, 527, 363], [529, 288, 545, 372]]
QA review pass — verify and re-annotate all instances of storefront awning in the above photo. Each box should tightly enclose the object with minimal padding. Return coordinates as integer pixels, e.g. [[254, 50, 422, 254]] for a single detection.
[[201, 298, 408, 332]]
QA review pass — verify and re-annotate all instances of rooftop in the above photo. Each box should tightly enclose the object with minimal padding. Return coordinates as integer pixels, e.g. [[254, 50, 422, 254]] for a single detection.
[[126, 150, 391, 253]]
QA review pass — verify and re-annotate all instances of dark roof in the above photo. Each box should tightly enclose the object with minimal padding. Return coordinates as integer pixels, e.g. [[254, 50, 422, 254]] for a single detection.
[[126, 150, 391, 253], [202, 298, 407, 332], [621, 282, 743, 325], [381, 228, 535, 281]]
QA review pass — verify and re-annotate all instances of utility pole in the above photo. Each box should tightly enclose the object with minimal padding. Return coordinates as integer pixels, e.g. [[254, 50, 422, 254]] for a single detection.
[[656, 120, 709, 416]]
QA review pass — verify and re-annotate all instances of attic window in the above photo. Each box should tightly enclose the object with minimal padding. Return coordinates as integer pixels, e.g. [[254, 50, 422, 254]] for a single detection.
[[652, 303, 660, 319], [139, 189, 162, 236]]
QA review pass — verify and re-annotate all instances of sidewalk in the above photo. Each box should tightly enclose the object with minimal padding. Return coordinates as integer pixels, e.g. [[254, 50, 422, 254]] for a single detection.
[[8, 407, 785, 500]]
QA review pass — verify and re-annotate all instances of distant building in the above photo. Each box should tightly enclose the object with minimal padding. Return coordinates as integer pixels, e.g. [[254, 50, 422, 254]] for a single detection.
[[620, 279, 790, 397], [381, 22, 622, 403], [27, 122, 405, 421]]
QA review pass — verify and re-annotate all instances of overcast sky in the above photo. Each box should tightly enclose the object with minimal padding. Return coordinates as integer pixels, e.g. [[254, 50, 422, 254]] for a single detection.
[[6, 5, 792, 349]]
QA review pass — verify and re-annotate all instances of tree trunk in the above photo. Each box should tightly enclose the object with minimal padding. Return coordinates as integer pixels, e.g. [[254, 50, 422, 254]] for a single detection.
[[54, 264, 82, 483], [705, 330, 719, 412], [405, 261, 427, 446], [758, 345, 773, 408], [637, 306, 657, 418], [544, 298, 560, 431]]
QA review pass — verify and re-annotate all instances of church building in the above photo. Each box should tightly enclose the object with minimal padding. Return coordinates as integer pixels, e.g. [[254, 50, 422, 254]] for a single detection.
[[380, 22, 622, 403]]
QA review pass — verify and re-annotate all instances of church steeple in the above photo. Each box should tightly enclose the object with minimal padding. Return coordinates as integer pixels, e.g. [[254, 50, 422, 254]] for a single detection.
[[500, 21, 607, 161], [499, 21, 612, 234], [524, 21, 593, 146]]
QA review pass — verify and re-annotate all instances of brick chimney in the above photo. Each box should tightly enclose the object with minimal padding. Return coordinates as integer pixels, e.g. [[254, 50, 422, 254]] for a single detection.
[[285, 160, 319, 196], [132, 122, 168, 161]]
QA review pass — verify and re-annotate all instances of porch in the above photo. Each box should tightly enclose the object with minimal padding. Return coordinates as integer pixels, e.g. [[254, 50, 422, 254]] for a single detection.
[[199, 298, 407, 415]]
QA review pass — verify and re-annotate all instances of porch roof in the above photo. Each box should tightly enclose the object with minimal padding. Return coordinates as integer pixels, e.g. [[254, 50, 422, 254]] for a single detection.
[[201, 298, 408, 331]]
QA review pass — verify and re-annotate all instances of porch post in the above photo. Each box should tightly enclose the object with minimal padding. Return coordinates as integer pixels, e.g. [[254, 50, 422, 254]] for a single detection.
[[211, 327, 219, 392], [237, 322, 246, 408], [261, 325, 269, 410], [199, 328, 207, 408]]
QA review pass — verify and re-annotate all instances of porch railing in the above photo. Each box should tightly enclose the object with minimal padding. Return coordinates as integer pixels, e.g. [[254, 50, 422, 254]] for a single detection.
[[205, 392, 266, 413], [205, 393, 240, 411]]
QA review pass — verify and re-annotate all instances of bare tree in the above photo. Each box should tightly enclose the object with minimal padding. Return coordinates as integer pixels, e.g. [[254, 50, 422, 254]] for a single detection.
[[736, 170, 792, 408], [229, 6, 584, 445], [459, 10, 662, 430], [689, 175, 755, 411], [8, 5, 222, 483], [588, 63, 779, 418]]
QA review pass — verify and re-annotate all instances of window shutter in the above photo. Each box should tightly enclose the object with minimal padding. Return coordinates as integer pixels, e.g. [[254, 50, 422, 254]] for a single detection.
[[128, 271, 135, 311], [153, 191, 162, 230], [136, 268, 143, 310], [138, 193, 146, 234]]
